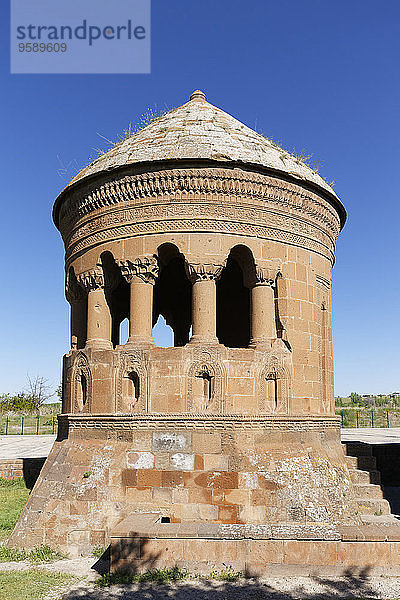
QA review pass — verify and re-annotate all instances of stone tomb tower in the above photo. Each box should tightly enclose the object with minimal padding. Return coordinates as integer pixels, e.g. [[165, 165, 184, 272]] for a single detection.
[[12, 91, 380, 565]]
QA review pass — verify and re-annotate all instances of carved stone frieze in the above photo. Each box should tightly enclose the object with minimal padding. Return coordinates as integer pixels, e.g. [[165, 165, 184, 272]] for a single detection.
[[117, 256, 159, 285], [65, 211, 335, 266], [58, 167, 341, 241], [61, 413, 341, 431]]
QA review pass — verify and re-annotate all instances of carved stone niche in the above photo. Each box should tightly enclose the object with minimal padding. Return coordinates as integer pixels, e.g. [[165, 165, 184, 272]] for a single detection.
[[70, 352, 92, 414], [186, 351, 226, 414], [116, 350, 148, 414], [258, 353, 292, 414]]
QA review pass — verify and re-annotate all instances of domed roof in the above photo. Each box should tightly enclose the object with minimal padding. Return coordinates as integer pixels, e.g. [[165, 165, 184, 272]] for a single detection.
[[66, 90, 338, 199]]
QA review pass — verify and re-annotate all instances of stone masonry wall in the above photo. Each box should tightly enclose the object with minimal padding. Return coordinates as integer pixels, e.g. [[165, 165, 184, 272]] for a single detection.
[[9, 418, 359, 554]]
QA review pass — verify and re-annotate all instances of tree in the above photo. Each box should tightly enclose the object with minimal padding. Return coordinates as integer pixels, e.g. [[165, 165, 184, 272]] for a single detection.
[[25, 375, 54, 410], [349, 392, 362, 405]]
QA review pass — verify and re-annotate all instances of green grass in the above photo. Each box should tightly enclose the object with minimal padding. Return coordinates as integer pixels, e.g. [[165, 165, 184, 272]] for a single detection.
[[0, 478, 29, 541], [0, 570, 75, 600], [0, 544, 66, 564], [209, 564, 243, 581], [97, 564, 243, 587], [92, 545, 106, 558], [97, 566, 190, 587]]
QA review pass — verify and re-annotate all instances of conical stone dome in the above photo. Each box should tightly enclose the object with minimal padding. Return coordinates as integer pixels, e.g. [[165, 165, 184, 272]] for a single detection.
[[67, 90, 337, 199]]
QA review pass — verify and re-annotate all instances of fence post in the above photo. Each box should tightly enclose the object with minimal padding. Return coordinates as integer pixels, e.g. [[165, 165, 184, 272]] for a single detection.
[[387, 410, 390, 428], [341, 410, 343, 427], [21, 416, 24, 435], [36, 415, 40, 435], [52, 416, 55, 435], [371, 410, 374, 428], [5, 416, 8, 435], [356, 410, 359, 428]]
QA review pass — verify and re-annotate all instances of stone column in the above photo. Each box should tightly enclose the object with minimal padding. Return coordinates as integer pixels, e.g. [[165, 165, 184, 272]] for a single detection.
[[118, 256, 159, 345], [77, 268, 112, 349], [65, 275, 86, 350], [187, 263, 224, 344], [249, 263, 280, 349]]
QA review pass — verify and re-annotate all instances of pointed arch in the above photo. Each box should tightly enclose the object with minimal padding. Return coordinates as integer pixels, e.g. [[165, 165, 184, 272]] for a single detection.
[[187, 352, 225, 413], [71, 352, 93, 413], [259, 356, 291, 414], [116, 350, 148, 413]]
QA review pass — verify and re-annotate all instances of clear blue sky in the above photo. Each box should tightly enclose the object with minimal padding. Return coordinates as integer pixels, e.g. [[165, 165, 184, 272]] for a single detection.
[[1, 0, 399, 397]]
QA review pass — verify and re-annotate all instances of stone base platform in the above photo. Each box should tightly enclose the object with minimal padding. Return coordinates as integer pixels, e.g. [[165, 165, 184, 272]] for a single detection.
[[9, 413, 362, 554], [111, 514, 400, 576]]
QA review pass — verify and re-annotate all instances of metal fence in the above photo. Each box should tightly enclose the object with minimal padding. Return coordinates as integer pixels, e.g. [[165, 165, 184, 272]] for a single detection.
[[336, 408, 400, 428], [0, 415, 57, 435]]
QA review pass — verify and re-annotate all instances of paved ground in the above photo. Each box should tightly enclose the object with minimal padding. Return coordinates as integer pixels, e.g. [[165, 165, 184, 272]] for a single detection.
[[0, 435, 56, 459], [2, 557, 400, 600], [0, 430, 399, 461], [341, 428, 400, 444]]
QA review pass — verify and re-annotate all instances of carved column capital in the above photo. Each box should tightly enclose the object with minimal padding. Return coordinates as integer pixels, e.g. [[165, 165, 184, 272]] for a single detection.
[[252, 260, 282, 287], [118, 256, 159, 285], [76, 267, 104, 292], [186, 262, 225, 283], [65, 274, 86, 304]]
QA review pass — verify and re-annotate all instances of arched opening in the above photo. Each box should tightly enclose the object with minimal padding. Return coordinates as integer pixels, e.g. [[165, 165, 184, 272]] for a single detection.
[[153, 243, 192, 347], [119, 317, 129, 345], [193, 366, 214, 410], [66, 267, 87, 349], [122, 371, 140, 412], [216, 246, 255, 348], [100, 252, 129, 347], [77, 372, 87, 410], [265, 371, 279, 412], [152, 315, 174, 348]]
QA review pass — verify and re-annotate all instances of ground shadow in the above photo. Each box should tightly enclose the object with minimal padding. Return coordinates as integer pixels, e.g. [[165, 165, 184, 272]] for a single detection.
[[22, 457, 46, 490], [62, 565, 384, 599]]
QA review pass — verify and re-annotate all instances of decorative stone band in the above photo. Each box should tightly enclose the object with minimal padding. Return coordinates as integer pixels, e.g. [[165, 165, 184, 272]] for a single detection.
[[64, 202, 336, 267], [186, 262, 225, 283], [58, 413, 341, 432], [117, 255, 159, 285], [76, 267, 104, 291], [58, 167, 341, 240]]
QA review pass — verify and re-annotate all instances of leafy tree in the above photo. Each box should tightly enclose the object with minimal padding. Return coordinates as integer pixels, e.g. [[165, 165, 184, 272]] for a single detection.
[[0, 376, 56, 415], [349, 392, 362, 405]]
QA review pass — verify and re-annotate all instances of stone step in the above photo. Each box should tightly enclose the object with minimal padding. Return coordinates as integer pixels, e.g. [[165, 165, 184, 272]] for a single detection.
[[360, 513, 400, 525], [349, 468, 381, 485], [355, 498, 391, 515], [349, 469, 371, 484], [345, 455, 358, 468], [353, 483, 383, 499], [369, 470, 381, 485], [357, 456, 377, 471], [344, 442, 373, 457]]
